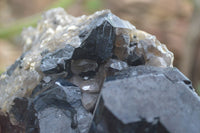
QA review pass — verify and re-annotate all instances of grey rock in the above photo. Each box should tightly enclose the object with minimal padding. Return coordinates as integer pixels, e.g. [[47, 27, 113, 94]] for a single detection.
[[6, 53, 26, 76], [11, 79, 92, 133], [106, 66, 194, 91], [90, 66, 200, 133], [40, 45, 74, 74]]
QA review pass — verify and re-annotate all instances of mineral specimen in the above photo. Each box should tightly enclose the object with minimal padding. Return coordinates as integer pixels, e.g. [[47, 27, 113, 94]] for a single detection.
[[0, 8, 199, 133]]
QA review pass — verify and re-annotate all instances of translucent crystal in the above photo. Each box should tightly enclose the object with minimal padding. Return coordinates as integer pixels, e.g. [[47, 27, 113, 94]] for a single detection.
[[71, 59, 98, 75], [106, 59, 128, 71], [81, 93, 98, 111]]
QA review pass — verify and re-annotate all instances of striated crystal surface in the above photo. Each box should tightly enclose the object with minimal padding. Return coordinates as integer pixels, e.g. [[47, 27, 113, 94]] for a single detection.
[[90, 66, 200, 133]]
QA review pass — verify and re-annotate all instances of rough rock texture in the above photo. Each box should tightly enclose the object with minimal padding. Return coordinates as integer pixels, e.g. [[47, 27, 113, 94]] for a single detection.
[[0, 8, 198, 133], [90, 66, 200, 133]]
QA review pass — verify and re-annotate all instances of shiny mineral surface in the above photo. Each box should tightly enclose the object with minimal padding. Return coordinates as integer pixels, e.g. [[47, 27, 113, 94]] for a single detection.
[[0, 8, 173, 112], [90, 66, 200, 133], [0, 8, 179, 133]]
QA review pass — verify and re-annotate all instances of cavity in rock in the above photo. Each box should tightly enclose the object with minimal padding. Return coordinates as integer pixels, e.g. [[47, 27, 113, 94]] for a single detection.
[[127, 53, 145, 66]]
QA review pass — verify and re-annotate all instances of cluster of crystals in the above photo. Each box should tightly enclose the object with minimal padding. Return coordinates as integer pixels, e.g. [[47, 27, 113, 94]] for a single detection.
[[0, 8, 174, 113]]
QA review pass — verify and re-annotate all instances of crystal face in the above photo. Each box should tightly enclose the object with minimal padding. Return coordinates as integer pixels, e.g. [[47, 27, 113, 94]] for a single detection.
[[89, 66, 200, 133], [1, 8, 199, 133]]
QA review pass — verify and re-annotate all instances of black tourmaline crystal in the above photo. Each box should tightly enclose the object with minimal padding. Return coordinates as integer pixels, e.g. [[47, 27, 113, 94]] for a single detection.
[[89, 66, 200, 133], [0, 8, 200, 133], [10, 78, 92, 133], [40, 45, 75, 74], [73, 21, 116, 62]]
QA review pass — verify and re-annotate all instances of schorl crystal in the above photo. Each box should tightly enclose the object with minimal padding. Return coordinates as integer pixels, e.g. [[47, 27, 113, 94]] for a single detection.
[[90, 66, 200, 133]]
